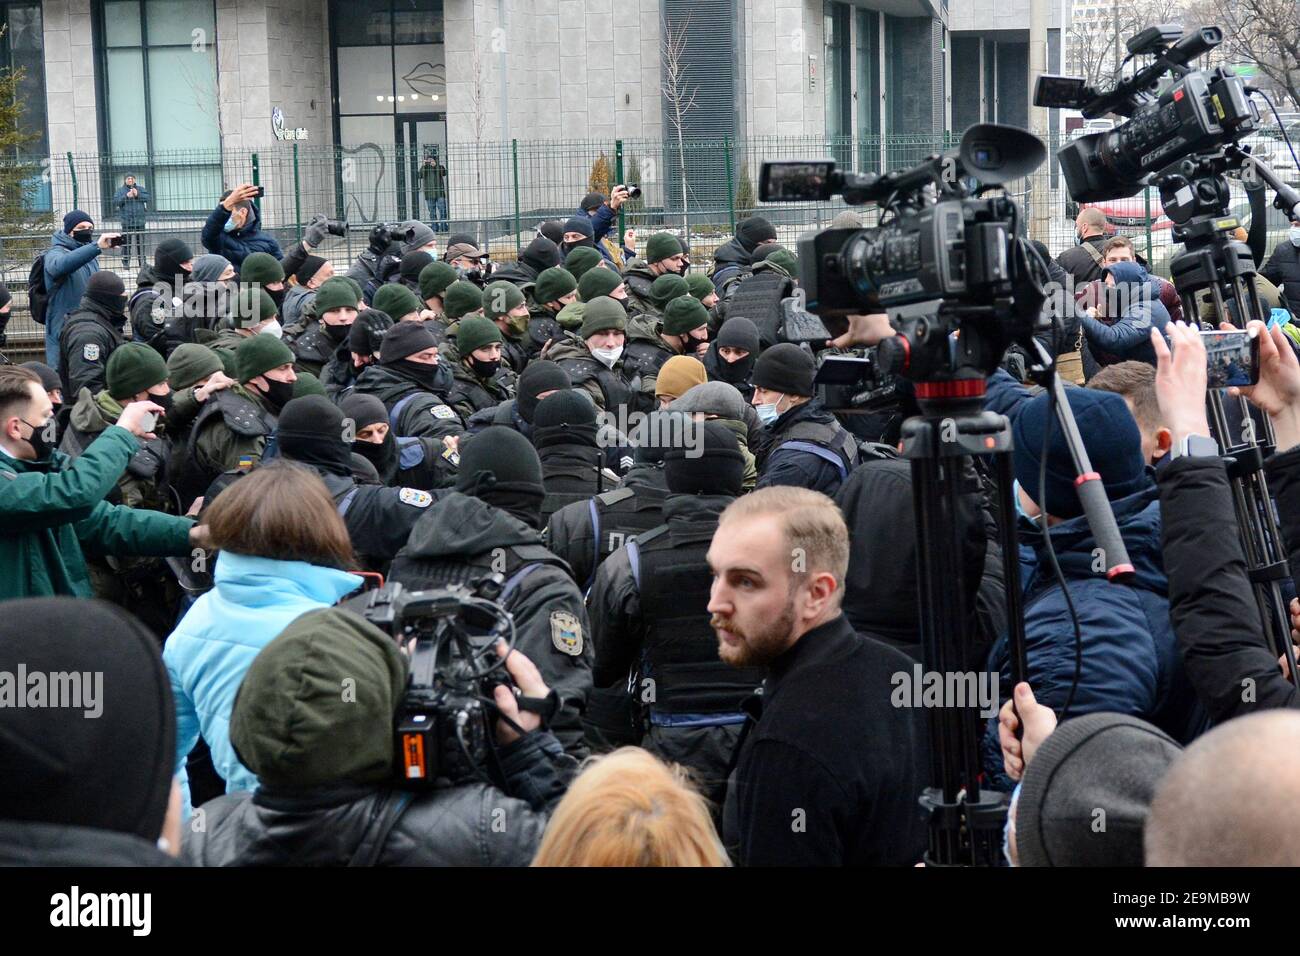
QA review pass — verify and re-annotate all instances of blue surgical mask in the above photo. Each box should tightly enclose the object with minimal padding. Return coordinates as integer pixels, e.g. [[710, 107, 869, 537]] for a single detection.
[[756, 394, 785, 427], [1289, 226, 1300, 247], [1270, 308, 1292, 330], [224, 217, 239, 233]]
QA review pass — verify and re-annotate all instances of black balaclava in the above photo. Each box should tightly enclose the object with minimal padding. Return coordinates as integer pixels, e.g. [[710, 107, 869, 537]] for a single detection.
[[519, 235, 562, 276], [516, 360, 572, 424], [663, 419, 745, 496], [84, 270, 128, 318], [455, 426, 547, 529], [560, 216, 596, 256], [713, 316, 760, 384], [531, 388, 599, 451], [0, 598, 175, 842], [276, 395, 354, 476], [339, 393, 398, 484], [152, 238, 193, 287]]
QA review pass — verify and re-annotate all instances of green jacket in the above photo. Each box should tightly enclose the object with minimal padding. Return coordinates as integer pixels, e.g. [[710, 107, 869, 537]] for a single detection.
[[191, 384, 274, 480], [0, 427, 194, 600], [61, 388, 173, 512]]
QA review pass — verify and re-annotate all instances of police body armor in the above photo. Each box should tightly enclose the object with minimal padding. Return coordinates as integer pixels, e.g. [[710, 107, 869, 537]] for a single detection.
[[724, 269, 794, 348], [179, 389, 275, 505], [389, 542, 569, 606], [580, 485, 670, 592], [621, 336, 673, 384], [629, 522, 765, 723], [769, 417, 860, 484], [555, 355, 635, 415], [540, 455, 608, 527], [61, 422, 171, 510]]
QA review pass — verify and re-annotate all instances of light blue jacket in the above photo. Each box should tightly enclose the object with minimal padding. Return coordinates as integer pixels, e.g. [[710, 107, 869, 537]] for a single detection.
[[43, 230, 102, 367], [164, 551, 362, 813]]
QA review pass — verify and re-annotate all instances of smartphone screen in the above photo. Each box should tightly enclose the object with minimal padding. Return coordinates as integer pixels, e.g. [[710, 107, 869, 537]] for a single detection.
[[254, 186, 266, 198], [1200, 329, 1260, 389]]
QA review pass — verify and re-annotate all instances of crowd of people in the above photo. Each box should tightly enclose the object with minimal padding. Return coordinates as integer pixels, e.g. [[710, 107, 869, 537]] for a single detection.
[[3, 175, 1300, 868]]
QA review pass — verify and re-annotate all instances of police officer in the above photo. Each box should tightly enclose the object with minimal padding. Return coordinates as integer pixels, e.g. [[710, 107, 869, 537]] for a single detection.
[[287, 277, 359, 378], [752, 343, 859, 496], [418, 260, 458, 323], [371, 283, 424, 324], [703, 315, 760, 401], [350, 321, 463, 442], [321, 308, 391, 398], [177, 333, 295, 508], [396, 250, 434, 297], [163, 343, 232, 473], [525, 266, 574, 355], [444, 315, 516, 424], [59, 271, 130, 399], [387, 426, 592, 758], [531, 389, 613, 525], [205, 286, 282, 379], [719, 246, 799, 346], [588, 421, 763, 797], [466, 358, 569, 438], [129, 238, 193, 354], [622, 233, 688, 316], [481, 279, 532, 374], [238, 251, 288, 314], [547, 296, 651, 419], [441, 279, 485, 335], [624, 295, 712, 400], [270, 395, 443, 574], [338, 392, 455, 491], [544, 409, 675, 593]]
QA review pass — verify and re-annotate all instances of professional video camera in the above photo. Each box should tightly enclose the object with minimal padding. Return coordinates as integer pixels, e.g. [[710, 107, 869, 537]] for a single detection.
[[344, 576, 557, 789], [1035, 26, 1259, 202]]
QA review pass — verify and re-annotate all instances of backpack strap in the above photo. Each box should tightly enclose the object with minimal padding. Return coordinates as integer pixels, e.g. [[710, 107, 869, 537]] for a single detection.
[[1082, 240, 1105, 266], [778, 439, 849, 479], [585, 497, 602, 592], [501, 561, 543, 603], [347, 789, 414, 867], [337, 487, 360, 518], [388, 393, 418, 431]]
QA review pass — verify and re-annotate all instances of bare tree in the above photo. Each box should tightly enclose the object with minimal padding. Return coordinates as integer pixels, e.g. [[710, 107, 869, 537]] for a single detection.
[[1191, 0, 1300, 106], [660, 14, 698, 237]]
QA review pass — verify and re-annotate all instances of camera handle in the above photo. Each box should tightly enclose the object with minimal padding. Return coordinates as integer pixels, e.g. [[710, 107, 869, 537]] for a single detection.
[[901, 407, 1025, 867]]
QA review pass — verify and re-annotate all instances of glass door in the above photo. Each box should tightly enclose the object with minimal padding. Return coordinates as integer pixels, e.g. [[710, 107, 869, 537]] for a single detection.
[[397, 113, 448, 226]]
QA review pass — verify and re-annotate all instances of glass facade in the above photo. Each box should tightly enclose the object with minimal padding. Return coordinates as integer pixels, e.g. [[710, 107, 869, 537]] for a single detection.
[[2, 2, 47, 161], [823, 1, 851, 164], [94, 0, 222, 212], [855, 7, 881, 160], [331, 0, 447, 222]]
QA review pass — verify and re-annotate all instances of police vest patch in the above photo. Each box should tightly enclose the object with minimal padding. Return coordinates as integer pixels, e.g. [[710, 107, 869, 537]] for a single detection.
[[83, 344, 100, 361], [399, 487, 433, 507], [550, 610, 584, 657], [431, 404, 457, 420]]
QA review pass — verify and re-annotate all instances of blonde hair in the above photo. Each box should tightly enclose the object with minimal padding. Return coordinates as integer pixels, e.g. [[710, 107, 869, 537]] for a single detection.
[[531, 748, 729, 867], [718, 485, 849, 587]]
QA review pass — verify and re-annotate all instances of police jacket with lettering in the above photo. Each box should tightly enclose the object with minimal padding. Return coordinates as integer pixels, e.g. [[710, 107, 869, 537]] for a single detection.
[[387, 492, 593, 757], [543, 466, 669, 593], [755, 398, 859, 497], [350, 364, 465, 442], [589, 493, 765, 713]]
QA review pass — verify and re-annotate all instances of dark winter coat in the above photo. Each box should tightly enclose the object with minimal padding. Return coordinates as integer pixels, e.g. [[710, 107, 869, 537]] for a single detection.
[[200, 202, 283, 268]]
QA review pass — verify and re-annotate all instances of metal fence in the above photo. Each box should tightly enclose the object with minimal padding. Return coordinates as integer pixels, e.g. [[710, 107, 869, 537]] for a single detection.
[[2, 131, 1294, 348]]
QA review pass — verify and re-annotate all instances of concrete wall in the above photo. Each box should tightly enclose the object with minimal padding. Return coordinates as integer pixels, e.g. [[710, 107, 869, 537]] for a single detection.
[[745, 0, 824, 138], [43, 0, 99, 158]]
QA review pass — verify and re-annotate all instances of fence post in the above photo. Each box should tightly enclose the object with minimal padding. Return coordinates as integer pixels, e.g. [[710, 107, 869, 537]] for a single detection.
[[511, 139, 521, 256], [1144, 185, 1153, 264], [66, 152, 77, 210], [724, 135, 735, 234], [251, 152, 261, 219], [614, 139, 625, 242], [293, 143, 303, 239]]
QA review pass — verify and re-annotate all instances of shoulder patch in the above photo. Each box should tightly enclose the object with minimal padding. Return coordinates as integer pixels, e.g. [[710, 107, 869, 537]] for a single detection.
[[550, 610, 584, 657], [398, 487, 433, 508], [431, 404, 457, 420], [82, 343, 100, 361]]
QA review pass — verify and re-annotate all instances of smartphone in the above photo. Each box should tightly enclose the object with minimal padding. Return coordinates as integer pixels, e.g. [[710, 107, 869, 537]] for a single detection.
[[138, 411, 157, 434], [253, 186, 266, 198], [1201, 328, 1260, 389], [109, 235, 124, 247]]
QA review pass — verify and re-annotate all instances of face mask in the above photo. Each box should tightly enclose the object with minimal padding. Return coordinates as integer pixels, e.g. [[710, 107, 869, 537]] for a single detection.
[[323, 321, 351, 343], [506, 312, 530, 337], [150, 392, 174, 417], [73, 230, 93, 246], [1290, 226, 1300, 247], [224, 216, 240, 233], [717, 353, 754, 383], [19, 417, 55, 460], [258, 319, 284, 340], [590, 345, 623, 368], [258, 378, 295, 414], [755, 393, 786, 427], [352, 435, 394, 473], [393, 358, 444, 390], [470, 357, 500, 379]]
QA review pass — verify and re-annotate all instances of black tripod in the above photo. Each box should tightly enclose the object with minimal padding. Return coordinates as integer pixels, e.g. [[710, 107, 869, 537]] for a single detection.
[[1158, 149, 1300, 688]]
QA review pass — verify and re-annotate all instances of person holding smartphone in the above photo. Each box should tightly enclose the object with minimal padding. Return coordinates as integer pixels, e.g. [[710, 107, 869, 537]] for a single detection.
[[201, 182, 282, 269], [112, 174, 150, 270]]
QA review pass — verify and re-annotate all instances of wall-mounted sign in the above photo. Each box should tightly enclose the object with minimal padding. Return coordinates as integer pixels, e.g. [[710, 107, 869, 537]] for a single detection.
[[272, 106, 309, 141]]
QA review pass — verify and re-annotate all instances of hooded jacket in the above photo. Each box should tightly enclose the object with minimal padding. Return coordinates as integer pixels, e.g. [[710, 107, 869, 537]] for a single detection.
[[58, 297, 127, 399], [42, 229, 103, 367], [350, 363, 464, 442], [164, 551, 363, 813], [707, 235, 753, 292], [1079, 261, 1171, 367], [200, 201, 283, 268], [387, 492, 593, 755], [980, 485, 1208, 791], [0, 428, 193, 600]]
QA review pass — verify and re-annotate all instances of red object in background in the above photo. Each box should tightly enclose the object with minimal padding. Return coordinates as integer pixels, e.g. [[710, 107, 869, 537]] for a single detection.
[[1081, 197, 1173, 232]]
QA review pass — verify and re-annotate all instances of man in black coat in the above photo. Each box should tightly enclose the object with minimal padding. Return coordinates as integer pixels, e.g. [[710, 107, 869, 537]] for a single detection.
[[712, 486, 928, 866], [1055, 207, 1110, 285], [58, 271, 131, 399], [1261, 216, 1300, 311]]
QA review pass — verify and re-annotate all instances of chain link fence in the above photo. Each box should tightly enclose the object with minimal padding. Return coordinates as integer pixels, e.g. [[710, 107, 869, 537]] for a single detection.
[[2, 131, 1291, 353]]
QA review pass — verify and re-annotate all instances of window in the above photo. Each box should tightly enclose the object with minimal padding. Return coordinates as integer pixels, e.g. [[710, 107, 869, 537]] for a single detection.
[[823, 1, 851, 165], [855, 8, 880, 158], [95, 0, 222, 214], [1, 3, 47, 161]]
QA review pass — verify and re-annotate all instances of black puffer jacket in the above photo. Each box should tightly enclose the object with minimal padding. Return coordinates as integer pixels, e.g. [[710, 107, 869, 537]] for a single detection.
[[0, 819, 180, 866], [182, 731, 573, 866], [1261, 238, 1300, 313]]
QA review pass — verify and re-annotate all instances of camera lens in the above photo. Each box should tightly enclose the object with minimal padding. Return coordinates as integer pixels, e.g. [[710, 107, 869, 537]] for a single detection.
[[627, 184, 642, 200]]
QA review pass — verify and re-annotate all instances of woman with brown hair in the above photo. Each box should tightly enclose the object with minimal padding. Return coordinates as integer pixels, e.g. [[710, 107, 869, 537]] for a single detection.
[[532, 747, 729, 867], [163, 461, 364, 815]]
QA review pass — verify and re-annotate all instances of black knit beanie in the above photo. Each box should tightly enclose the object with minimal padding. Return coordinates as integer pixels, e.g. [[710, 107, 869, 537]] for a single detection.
[[532, 388, 599, 450], [664, 419, 744, 496], [752, 342, 816, 397], [400, 251, 435, 284], [455, 426, 547, 527], [735, 216, 777, 252], [516, 360, 572, 424], [85, 270, 127, 313], [294, 255, 328, 286], [378, 321, 439, 364], [717, 316, 761, 353], [276, 395, 353, 476]]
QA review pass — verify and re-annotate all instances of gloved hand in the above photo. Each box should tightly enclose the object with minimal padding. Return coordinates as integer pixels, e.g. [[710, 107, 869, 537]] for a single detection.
[[303, 214, 330, 250]]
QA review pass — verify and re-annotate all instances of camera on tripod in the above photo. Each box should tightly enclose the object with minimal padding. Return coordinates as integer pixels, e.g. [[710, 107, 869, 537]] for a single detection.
[[344, 576, 525, 789], [1035, 26, 1259, 202]]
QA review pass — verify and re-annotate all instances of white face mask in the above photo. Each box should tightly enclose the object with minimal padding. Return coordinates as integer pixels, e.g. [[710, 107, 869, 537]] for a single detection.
[[256, 319, 284, 340], [590, 345, 623, 368], [1289, 225, 1300, 247]]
